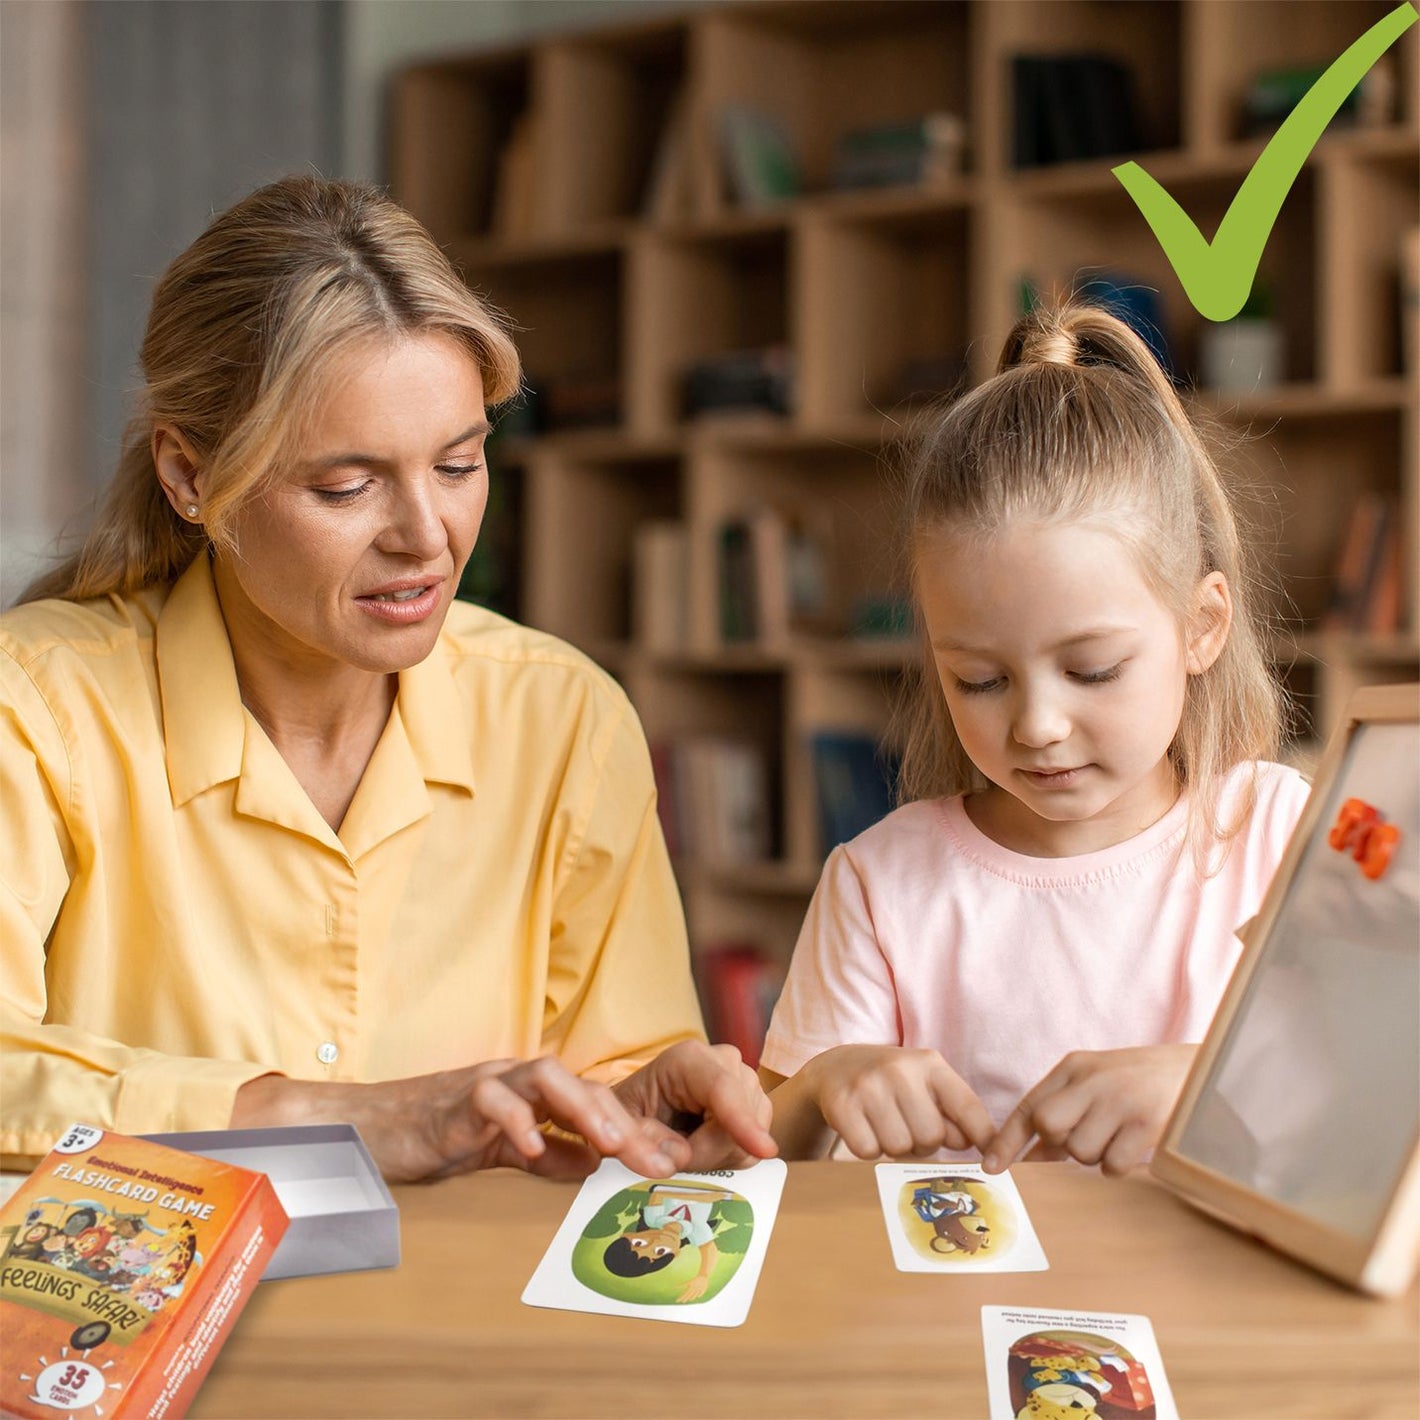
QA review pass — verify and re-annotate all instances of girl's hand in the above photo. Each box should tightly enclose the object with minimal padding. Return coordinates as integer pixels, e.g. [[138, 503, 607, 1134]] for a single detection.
[[232, 1057, 690, 1184], [982, 1044, 1197, 1177], [804, 1045, 996, 1160]]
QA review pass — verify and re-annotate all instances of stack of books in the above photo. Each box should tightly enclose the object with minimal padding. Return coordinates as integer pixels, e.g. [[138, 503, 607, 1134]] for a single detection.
[[695, 943, 785, 1068], [810, 731, 901, 854], [651, 737, 772, 866], [1011, 53, 1141, 168], [832, 112, 966, 190]]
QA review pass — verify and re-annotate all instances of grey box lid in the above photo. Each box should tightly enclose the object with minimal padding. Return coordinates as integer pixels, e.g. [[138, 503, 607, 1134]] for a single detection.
[[142, 1123, 399, 1282]]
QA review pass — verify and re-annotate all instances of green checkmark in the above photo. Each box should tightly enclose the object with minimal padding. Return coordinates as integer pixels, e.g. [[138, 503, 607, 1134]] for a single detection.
[[1113, 1, 1418, 322]]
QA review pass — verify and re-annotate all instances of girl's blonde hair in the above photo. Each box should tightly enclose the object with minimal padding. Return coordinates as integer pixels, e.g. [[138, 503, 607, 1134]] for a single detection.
[[22, 175, 521, 604], [897, 300, 1286, 861]]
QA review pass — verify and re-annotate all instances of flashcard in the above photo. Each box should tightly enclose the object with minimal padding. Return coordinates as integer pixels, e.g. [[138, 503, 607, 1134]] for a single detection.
[[981, 1306, 1180, 1420], [521, 1157, 787, 1328], [875, 1163, 1048, 1273]]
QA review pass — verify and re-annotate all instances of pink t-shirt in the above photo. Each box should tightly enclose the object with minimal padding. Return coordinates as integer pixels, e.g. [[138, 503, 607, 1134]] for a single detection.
[[761, 761, 1311, 1131]]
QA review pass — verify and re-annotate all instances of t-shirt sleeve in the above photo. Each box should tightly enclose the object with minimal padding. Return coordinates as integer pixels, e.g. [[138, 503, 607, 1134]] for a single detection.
[[539, 694, 706, 1085], [0, 648, 266, 1169], [759, 844, 901, 1077]]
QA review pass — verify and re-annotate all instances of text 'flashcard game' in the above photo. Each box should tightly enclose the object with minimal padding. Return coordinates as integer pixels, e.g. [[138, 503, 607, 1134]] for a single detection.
[[981, 1305, 1179, 1420], [522, 1158, 786, 1327], [875, 1163, 1048, 1273], [0, 1123, 287, 1419]]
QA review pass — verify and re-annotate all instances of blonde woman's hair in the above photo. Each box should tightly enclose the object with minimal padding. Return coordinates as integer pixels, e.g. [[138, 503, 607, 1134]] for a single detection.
[[896, 300, 1286, 864], [22, 175, 521, 604]]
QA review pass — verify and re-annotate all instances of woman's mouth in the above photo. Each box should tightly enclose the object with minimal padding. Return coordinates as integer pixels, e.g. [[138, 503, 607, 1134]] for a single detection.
[[355, 581, 443, 623]]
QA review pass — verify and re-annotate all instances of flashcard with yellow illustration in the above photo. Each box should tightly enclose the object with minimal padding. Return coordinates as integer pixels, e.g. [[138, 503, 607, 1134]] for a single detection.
[[874, 1163, 1048, 1273], [521, 1158, 786, 1327], [981, 1306, 1180, 1420]]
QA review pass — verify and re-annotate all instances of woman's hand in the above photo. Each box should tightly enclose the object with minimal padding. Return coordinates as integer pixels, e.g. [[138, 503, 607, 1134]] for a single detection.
[[232, 1057, 690, 1184], [612, 1040, 778, 1170], [983, 1044, 1197, 1177], [800, 1045, 996, 1161]]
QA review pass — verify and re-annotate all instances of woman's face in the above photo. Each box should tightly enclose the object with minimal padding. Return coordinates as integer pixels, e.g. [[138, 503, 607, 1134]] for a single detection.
[[212, 332, 489, 678]]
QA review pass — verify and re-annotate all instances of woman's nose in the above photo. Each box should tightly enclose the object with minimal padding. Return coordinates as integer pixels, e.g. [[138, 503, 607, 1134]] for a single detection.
[[380, 486, 446, 560]]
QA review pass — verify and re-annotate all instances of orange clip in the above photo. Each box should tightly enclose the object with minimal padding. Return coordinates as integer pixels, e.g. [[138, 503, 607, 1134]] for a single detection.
[[1358, 822, 1400, 881], [1328, 797, 1401, 881], [1328, 797, 1378, 852]]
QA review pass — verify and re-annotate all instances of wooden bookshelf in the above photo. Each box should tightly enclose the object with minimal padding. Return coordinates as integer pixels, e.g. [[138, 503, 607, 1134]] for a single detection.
[[391, 0, 1420, 978]]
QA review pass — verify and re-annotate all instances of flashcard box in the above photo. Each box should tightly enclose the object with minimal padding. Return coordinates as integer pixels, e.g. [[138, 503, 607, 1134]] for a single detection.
[[141, 1124, 399, 1281], [0, 1123, 287, 1419]]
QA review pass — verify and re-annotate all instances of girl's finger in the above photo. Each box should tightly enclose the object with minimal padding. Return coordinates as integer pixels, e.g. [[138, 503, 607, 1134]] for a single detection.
[[1057, 1103, 1117, 1167], [1100, 1119, 1154, 1177], [831, 1100, 889, 1161], [928, 1071, 996, 1155], [894, 1077, 953, 1156]]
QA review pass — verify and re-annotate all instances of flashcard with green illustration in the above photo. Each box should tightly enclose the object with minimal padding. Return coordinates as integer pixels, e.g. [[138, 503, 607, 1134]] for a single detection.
[[875, 1163, 1048, 1273], [981, 1306, 1179, 1420], [521, 1158, 787, 1327]]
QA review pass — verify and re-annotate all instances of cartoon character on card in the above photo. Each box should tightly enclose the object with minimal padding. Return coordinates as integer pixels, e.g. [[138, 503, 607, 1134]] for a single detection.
[[572, 1179, 754, 1306], [906, 1176, 993, 1257], [1009, 1329, 1156, 1420]]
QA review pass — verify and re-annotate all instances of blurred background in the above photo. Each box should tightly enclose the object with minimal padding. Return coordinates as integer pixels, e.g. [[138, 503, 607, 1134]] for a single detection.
[[2, 0, 1416, 1059], [0, 0, 671, 601]]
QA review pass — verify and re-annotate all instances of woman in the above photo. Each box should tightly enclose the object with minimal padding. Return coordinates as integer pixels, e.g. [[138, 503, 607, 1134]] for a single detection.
[[0, 176, 773, 1182]]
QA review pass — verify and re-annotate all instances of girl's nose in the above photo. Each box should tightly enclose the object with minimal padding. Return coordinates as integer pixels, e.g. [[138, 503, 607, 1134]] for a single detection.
[[1011, 691, 1070, 748]]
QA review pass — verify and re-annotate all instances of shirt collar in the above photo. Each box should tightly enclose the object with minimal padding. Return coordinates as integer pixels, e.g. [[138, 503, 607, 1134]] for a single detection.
[[157, 557, 246, 807], [156, 558, 478, 807], [397, 631, 478, 797]]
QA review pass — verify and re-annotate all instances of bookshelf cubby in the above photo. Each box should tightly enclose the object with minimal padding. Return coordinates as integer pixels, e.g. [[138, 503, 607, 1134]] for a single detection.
[[391, 0, 1420, 1009]]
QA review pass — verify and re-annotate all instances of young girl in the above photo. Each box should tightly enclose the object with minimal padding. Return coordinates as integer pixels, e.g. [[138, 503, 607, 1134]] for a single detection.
[[760, 301, 1311, 1175]]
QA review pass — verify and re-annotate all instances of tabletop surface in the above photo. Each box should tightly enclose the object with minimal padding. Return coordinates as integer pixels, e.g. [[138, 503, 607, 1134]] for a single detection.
[[193, 1161, 1420, 1420]]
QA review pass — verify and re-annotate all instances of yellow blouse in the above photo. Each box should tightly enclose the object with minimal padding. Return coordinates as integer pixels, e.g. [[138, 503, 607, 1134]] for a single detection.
[[0, 559, 703, 1167]]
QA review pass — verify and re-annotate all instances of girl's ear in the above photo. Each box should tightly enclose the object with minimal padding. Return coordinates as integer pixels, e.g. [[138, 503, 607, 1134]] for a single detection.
[[1186, 571, 1232, 675], [152, 424, 205, 521]]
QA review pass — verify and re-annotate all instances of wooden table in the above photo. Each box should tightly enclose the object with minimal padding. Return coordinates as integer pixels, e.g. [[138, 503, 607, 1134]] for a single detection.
[[193, 1162, 1419, 1419]]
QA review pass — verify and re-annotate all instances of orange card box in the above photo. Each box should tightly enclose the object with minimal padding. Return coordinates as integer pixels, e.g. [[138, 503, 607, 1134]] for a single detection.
[[1, 1123, 287, 1419]]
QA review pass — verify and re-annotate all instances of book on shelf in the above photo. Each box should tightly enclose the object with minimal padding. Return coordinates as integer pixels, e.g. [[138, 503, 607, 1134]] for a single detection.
[[810, 730, 901, 854], [718, 104, 800, 207], [1322, 494, 1402, 635], [695, 942, 784, 1069], [642, 87, 694, 224], [683, 346, 794, 421], [749, 505, 791, 647], [1243, 53, 1398, 138], [1403, 226, 1418, 378], [717, 519, 755, 643], [831, 112, 967, 191], [652, 736, 772, 866], [716, 505, 830, 645], [490, 112, 537, 240], [1011, 53, 1140, 168], [632, 520, 689, 654]]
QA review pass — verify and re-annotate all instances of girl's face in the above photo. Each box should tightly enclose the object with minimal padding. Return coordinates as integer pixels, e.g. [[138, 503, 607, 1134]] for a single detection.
[[918, 520, 1219, 857], [206, 332, 489, 680]]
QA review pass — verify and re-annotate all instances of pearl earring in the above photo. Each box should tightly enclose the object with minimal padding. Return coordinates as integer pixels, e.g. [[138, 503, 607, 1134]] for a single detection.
[[185, 504, 200, 519]]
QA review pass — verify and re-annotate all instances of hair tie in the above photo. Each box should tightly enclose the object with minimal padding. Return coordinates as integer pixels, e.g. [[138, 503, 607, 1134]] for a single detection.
[[1027, 330, 1077, 368]]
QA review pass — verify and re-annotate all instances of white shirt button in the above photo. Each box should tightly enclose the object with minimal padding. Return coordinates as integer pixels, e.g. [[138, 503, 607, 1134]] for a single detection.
[[316, 1041, 339, 1065]]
